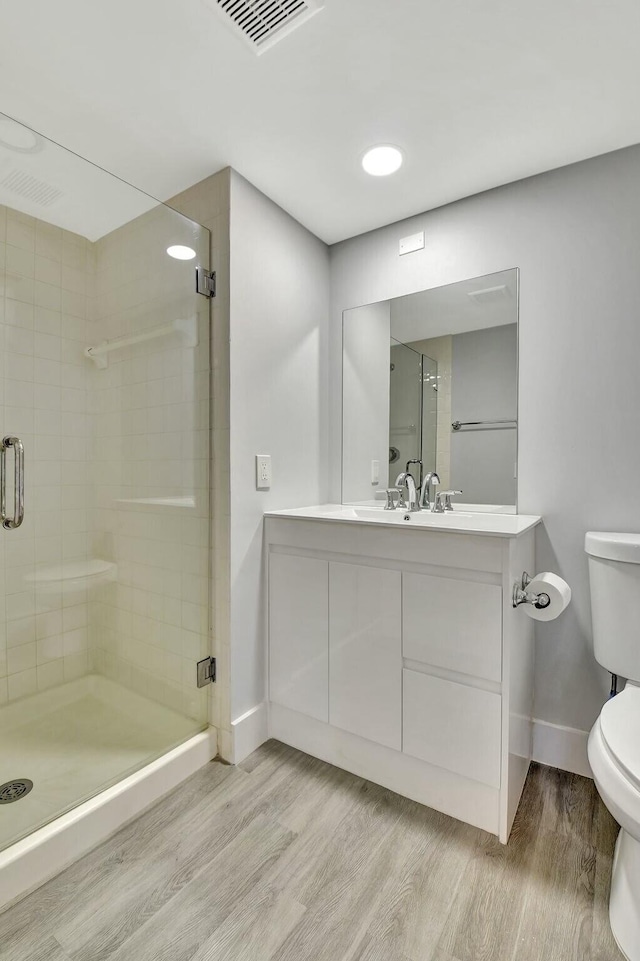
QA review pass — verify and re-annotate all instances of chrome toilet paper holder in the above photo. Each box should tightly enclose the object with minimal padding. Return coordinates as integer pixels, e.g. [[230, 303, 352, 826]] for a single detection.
[[512, 572, 551, 610]]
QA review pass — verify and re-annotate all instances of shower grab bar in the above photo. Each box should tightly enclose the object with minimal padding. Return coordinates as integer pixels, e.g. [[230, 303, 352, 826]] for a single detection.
[[1, 436, 25, 530], [85, 316, 197, 369], [451, 419, 517, 432]]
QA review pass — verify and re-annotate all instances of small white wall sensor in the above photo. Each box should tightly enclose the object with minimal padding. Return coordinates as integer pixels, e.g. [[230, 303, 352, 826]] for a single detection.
[[399, 231, 425, 255]]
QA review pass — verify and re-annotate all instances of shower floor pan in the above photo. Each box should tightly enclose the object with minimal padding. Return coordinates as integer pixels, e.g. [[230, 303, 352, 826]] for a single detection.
[[0, 675, 216, 911]]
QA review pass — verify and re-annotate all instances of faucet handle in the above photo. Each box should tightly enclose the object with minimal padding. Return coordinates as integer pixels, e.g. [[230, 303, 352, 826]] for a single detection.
[[436, 489, 463, 512], [384, 488, 401, 511]]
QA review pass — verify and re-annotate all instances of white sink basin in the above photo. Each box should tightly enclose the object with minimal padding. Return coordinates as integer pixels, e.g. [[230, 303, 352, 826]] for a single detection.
[[265, 504, 541, 537], [349, 507, 474, 522]]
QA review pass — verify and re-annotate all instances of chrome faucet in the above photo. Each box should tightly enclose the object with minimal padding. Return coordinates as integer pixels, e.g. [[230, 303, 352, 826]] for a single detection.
[[420, 471, 440, 511], [405, 459, 423, 487], [395, 471, 420, 512]]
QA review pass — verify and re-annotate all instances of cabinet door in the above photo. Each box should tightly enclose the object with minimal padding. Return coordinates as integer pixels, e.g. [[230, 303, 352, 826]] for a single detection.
[[403, 572, 502, 682], [403, 669, 501, 787], [269, 553, 328, 722], [329, 563, 402, 750]]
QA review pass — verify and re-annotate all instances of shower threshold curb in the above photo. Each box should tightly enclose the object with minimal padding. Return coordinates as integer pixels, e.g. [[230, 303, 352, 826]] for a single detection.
[[0, 724, 217, 912]]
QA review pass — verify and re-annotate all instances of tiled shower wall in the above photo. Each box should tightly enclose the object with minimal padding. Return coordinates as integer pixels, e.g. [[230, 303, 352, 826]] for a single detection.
[[0, 204, 93, 704]]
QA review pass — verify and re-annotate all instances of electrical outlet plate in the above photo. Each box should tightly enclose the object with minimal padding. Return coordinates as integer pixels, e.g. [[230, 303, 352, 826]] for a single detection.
[[256, 454, 271, 490]]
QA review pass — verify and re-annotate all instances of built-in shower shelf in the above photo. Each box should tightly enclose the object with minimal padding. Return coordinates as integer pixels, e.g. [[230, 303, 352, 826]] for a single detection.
[[84, 316, 197, 368], [26, 559, 117, 594], [115, 496, 196, 509]]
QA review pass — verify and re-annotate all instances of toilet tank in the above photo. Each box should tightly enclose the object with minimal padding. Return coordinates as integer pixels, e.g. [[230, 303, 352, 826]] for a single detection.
[[585, 532, 640, 679]]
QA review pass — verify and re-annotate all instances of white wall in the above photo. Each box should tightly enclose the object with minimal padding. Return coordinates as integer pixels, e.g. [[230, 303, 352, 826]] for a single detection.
[[342, 301, 390, 502], [450, 324, 517, 505], [330, 144, 640, 736], [229, 172, 330, 723]]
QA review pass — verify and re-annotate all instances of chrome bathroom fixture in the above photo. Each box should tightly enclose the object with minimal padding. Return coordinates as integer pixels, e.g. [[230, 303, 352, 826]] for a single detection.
[[433, 489, 463, 513], [512, 572, 551, 610], [384, 488, 401, 510], [0, 780, 33, 804], [420, 471, 440, 510], [452, 419, 517, 432], [1, 436, 24, 530], [395, 471, 420, 511]]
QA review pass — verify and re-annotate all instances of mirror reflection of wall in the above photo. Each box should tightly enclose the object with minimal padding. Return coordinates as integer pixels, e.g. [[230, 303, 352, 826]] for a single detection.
[[342, 268, 518, 512]]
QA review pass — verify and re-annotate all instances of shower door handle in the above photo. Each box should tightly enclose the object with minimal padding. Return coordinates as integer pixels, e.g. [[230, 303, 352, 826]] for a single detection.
[[1, 436, 25, 530]]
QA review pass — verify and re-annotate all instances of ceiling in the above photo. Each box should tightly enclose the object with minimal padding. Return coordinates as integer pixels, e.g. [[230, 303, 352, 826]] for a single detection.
[[0, 113, 158, 240], [0, 0, 639, 244], [391, 269, 517, 343]]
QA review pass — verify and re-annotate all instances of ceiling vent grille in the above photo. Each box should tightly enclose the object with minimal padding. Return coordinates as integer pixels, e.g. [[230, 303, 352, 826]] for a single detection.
[[1, 169, 63, 208], [467, 284, 510, 306], [214, 0, 323, 53]]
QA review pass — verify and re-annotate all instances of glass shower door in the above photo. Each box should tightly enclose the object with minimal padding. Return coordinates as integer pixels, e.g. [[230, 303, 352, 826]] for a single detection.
[[421, 353, 438, 476], [389, 338, 423, 485], [0, 112, 212, 851]]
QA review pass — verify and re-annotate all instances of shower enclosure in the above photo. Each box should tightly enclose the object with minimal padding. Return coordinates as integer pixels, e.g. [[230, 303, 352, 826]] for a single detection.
[[0, 113, 212, 857], [388, 339, 437, 488]]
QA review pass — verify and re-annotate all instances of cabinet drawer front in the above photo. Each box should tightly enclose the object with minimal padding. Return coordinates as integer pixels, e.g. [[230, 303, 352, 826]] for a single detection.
[[269, 553, 328, 722], [403, 669, 501, 788], [329, 563, 402, 750], [403, 572, 502, 682]]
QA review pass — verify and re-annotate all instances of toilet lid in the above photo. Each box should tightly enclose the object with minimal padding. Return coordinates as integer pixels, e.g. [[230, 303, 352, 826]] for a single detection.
[[600, 686, 640, 789]]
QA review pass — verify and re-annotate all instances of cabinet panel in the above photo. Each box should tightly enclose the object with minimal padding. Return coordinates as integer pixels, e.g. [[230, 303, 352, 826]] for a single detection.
[[403, 572, 502, 682], [329, 563, 402, 750], [403, 669, 501, 787], [269, 553, 328, 722]]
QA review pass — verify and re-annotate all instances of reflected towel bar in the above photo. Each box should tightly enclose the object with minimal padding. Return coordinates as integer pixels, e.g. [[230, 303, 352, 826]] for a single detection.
[[85, 316, 197, 369], [451, 419, 517, 432]]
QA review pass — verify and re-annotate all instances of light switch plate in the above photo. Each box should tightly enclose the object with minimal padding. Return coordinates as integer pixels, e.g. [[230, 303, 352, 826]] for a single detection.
[[256, 454, 271, 490], [399, 231, 425, 256]]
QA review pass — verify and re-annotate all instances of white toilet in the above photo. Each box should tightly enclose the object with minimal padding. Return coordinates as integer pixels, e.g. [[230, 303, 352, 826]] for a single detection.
[[586, 531, 640, 961]]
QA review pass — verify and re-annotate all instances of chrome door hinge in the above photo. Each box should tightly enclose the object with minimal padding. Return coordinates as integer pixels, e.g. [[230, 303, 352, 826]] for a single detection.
[[197, 656, 216, 687], [196, 267, 216, 298]]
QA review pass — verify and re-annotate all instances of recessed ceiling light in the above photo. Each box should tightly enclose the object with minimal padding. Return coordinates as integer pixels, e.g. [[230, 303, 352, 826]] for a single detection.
[[362, 144, 403, 177], [166, 245, 196, 260], [0, 116, 43, 154]]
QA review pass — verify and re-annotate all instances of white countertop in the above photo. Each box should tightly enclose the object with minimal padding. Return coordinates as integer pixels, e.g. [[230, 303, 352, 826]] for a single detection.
[[264, 503, 541, 537]]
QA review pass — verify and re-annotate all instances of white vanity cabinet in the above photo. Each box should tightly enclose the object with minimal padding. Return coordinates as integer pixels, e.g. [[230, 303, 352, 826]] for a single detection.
[[329, 563, 402, 750], [269, 553, 328, 722], [266, 509, 539, 842]]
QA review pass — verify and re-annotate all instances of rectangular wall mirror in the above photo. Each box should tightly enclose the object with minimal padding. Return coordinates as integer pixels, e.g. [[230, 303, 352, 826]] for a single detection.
[[342, 268, 519, 513]]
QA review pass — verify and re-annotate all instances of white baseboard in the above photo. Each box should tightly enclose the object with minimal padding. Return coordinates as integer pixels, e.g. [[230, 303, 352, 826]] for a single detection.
[[231, 701, 269, 764], [532, 718, 592, 778]]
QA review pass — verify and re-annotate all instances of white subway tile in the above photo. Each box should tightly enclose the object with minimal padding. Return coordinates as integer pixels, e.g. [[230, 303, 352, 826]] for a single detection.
[[7, 668, 37, 700], [7, 642, 36, 674]]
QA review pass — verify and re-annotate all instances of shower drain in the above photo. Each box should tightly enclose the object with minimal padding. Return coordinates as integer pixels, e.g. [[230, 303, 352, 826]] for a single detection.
[[0, 779, 34, 804]]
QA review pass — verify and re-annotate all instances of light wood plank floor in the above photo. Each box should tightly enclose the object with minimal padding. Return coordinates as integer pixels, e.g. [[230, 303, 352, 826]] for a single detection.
[[0, 741, 624, 961]]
